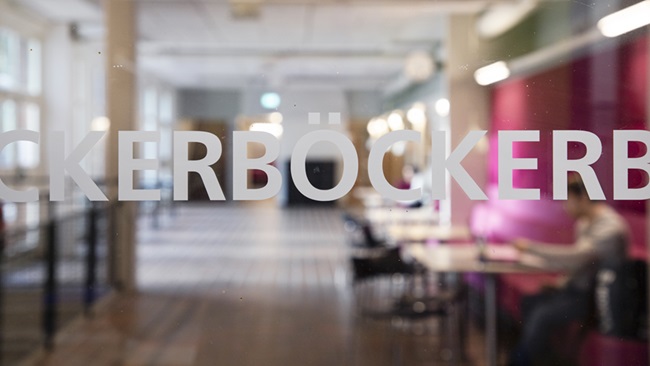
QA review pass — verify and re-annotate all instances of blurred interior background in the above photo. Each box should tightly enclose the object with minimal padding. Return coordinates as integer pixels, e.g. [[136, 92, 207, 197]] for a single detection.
[[0, 0, 649, 365]]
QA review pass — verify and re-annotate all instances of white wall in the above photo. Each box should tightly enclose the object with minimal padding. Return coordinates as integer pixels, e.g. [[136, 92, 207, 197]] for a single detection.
[[345, 90, 383, 122], [178, 89, 240, 124], [241, 88, 350, 160], [0, 1, 47, 176]]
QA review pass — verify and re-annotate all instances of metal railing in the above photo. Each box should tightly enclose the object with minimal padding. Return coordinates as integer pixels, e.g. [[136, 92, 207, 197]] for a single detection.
[[0, 177, 175, 365], [0, 200, 114, 365]]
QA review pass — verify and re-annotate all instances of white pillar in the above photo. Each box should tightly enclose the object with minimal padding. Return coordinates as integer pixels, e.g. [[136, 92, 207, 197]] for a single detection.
[[105, 0, 137, 292], [446, 15, 490, 225]]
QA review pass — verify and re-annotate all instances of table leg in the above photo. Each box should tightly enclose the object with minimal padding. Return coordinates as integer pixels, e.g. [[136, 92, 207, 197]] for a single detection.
[[485, 273, 498, 366]]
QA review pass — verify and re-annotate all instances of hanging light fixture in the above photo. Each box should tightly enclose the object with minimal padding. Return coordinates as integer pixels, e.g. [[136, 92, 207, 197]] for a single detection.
[[407, 103, 427, 129], [387, 111, 405, 131], [367, 118, 389, 138], [434, 98, 450, 117], [404, 51, 435, 82]]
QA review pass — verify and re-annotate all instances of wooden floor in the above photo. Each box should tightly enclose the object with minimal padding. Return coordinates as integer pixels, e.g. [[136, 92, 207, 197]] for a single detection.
[[23, 203, 492, 366]]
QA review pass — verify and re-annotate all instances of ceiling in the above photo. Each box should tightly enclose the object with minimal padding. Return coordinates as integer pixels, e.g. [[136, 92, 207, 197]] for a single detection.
[[13, 0, 498, 91]]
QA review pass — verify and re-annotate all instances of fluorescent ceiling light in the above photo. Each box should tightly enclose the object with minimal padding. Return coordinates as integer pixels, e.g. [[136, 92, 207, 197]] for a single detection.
[[597, 1, 650, 38], [474, 61, 510, 86], [476, 0, 539, 39]]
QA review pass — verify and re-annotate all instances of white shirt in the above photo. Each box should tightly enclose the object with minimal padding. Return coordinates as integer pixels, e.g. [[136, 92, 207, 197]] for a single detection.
[[526, 205, 629, 291]]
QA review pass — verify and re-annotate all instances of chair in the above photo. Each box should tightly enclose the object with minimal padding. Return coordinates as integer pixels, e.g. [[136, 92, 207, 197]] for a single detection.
[[349, 246, 417, 313], [342, 213, 467, 362], [341, 212, 384, 249]]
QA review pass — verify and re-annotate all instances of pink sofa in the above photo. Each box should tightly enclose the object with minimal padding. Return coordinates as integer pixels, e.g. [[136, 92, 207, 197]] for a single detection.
[[579, 332, 648, 366]]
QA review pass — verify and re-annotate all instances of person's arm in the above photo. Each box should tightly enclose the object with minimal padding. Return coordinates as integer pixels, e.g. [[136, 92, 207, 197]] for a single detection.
[[515, 217, 623, 269], [521, 238, 595, 269]]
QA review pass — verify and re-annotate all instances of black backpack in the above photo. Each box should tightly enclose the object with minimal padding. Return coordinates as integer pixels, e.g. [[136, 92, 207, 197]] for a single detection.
[[595, 259, 648, 340]]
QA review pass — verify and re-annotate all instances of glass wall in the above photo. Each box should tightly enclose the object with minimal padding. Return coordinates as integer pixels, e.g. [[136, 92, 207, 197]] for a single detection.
[[0, 1, 648, 365]]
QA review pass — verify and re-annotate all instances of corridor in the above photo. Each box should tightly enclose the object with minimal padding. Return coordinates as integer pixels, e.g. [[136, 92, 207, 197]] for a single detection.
[[25, 204, 487, 366]]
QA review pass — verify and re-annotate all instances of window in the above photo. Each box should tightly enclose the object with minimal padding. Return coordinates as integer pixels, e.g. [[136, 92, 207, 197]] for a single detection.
[[0, 99, 17, 168], [0, 26, 42, 171], [25, 38, 41, 95], [17, 102, 40, 168], [0, 28, 19, 90], [0, 28, 41, 95], [0, 100, 40, 169]]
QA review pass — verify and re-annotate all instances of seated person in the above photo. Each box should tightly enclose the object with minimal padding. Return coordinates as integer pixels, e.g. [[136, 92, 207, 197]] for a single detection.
[[509, 175, 630, 366]]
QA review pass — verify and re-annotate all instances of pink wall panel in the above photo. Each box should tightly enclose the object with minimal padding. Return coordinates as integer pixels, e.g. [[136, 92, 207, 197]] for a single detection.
[[489, 64, 572, 196], [482, 34, 648, 247]]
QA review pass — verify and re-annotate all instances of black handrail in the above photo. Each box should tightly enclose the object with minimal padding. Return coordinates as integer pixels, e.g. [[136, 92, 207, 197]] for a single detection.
[[0, 178, 174, 363], [84, 203, 98, 316], [43, 202, 57, 350]]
